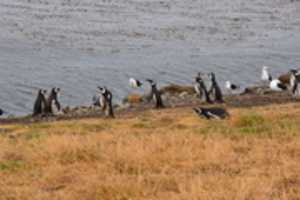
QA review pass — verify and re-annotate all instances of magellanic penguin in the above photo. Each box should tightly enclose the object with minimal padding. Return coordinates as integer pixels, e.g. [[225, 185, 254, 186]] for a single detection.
[[33, 89, 48, 116], [92, 94, 101, 107], [146, 79, 164, 109], [261, 66, 272, 82], [129, 78, 142, 88], [98, 86, 114, 118], [46, 87, 62, 115], [208, 72, 224, 103], [289, 70, 300, 96], [194, 73, 212, 103], [193, 107, 229, 120], [95, 87, 108, 111], [105, 89, 114, 118]]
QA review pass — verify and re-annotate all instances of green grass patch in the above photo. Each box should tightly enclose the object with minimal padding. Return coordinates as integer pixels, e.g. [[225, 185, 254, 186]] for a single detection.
[[234, 113, 270, 134], [24, 131, 43, 140], [0, 160, 26, 171], [80, 123, 108, 133]]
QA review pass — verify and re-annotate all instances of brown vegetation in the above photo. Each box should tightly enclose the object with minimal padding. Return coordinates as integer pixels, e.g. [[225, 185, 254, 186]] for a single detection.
[[160, 84, 195, 95], [0, 103, 300, 200]]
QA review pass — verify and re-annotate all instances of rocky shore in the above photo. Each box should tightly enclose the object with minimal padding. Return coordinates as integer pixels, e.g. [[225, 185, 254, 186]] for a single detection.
[[0, 83, 299, 125]]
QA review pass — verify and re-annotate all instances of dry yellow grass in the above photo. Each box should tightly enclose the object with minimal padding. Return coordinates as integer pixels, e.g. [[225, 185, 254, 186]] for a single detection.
[[0, 103, 300, 200]]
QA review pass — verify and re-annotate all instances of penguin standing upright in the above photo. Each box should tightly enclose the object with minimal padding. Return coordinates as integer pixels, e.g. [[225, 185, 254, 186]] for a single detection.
[[194, 73, 212, 103], [146, 79, 164, 109], [104, 89, 114, 118], [33, 89, 48, 116], [208, 72, 223, 103], [289, 70, 300, 96], [46, 87, 62, 115], [194, 73, 204, 98], [95, 87, 107, 111], [98, 86, 114, 118]]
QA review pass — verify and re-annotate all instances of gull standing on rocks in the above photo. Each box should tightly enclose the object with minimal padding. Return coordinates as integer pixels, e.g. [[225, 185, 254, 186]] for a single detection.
[[261, 66, 272, 82]]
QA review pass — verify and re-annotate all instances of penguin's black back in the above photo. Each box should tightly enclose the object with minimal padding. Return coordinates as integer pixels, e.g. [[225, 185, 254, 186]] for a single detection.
[[205, 107, 228, 118], [194, 107, 229, 119], [209, 73, 223, 103], [146, 79, 164, 108], [137, 80, 142, 87], [195, 76, 212, 103], [104, 89, 115, 118], [152, 84, 164, 109], [33, 89, 47, 116]]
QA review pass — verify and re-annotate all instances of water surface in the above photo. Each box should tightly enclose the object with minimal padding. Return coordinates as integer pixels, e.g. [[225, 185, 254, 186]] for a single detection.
[[1, 0, 300, 115]]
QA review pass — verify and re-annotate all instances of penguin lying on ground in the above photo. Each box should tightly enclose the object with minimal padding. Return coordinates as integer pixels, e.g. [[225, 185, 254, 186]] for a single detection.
[[193, 107, 229, 120]]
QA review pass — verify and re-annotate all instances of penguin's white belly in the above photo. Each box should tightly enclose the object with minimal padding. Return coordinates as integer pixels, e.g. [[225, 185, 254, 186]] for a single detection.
[[51, 100, 62, 115], [290, 76, 296, 89], [153, 94, 157, 102], [194, 84, 201, 95], [100, 95, 106, 108]]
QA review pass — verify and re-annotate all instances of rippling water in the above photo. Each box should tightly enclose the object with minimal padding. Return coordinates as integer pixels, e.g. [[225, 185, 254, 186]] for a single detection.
[[1, 0, 300, 115]]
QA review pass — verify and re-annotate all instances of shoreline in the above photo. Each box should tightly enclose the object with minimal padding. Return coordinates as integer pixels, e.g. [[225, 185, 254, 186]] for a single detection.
[[1, 84, 299, 125]]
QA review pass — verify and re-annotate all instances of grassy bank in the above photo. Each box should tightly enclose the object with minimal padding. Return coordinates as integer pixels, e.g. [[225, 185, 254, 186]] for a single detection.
[[0, 103, 300, 200]]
